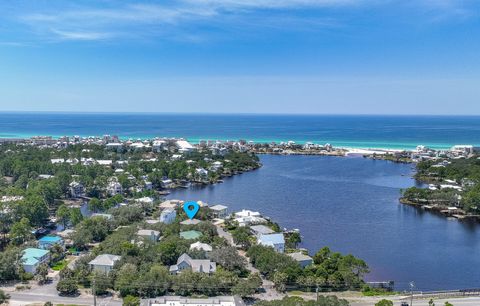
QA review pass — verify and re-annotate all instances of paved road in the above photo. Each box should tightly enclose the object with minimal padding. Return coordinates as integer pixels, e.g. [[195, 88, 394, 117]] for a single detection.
[[8, 290, 122, 306]]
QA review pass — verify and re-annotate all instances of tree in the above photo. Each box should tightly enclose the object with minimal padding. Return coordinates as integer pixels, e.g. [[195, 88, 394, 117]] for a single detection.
[[123, 295, 140, 306], [69, 207, 83, 226], [0, 248, 22, 281], [9, 217, 33, 245], [208, 246, 247, 275], [232, 226, 251, 249], [36, 263, 49, 285], [429, 299, 435, 306], [92, 272, 112, 295], [232, 273, 262, 297], [56, 278, 79, 295], [115, 263, 138, 297], [44, 302, 53, 306], [88, 197, 102, 213], [0, 289, 10, 304], [273, 271, 288, 292], [375, 300, 393, 306], [286, 232, 301, 249], [56, 204, 71, 228], [444, 303, 453, 306]]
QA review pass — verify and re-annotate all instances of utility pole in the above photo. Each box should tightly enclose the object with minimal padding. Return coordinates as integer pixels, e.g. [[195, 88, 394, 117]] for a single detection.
[[409, 281, 415, 306], [93, 276, 97, 306]]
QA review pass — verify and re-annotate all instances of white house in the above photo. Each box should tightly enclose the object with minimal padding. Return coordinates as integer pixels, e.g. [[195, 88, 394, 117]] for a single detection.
[[258, 233, 285, 253], [89, 254, 121, 274], [107, 180, 123, 196], [195, 168, 209, 178], [160, 208, 177, 224], [141, 296, 245, 306], [169, 253, 216, 274], [287, 252, 313, 268], [176, 140, 195, 153], [69, 181, 85, 198], [22, 248, 50, 274], [209, 204, 228, 218], [137, 229, 161, 242], [250, 225, 275, 238], [189, 241, 213, 252]]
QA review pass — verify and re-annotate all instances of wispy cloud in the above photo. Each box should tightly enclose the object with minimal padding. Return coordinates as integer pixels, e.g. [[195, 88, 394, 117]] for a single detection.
[[3, 0, 478, 43]]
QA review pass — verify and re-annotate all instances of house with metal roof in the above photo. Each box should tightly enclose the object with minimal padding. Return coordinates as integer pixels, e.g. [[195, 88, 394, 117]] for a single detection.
[[179, 230, 202, 240], [209, 204, 228, 218], [169, 253, 216, 275], [250, 225, 275, 238], [258, 233, 285, 253], [89, 254, 121, 274], [38, 235, 64, 250], [22, 248, 50, 274], [287, 252, 314, 268]]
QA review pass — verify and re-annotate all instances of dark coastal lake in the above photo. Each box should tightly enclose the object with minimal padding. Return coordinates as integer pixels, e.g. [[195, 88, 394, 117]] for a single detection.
[[169, 155, 480, 291]]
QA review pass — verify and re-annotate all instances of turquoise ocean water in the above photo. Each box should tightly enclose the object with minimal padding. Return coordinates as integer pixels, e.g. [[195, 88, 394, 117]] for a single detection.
[[1, 112, 480, 149]]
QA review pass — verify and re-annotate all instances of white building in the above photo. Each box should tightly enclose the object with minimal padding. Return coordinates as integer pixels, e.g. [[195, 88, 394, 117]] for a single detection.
[[107, 180, 123, 196], [137, 229, 161, 242], [258, 233, 285, 253], [176, 140, 195, 153], [189, 241, 213, 252], [210, 204, 228, 218], [89, 254, 121, 274], [287, 252, 313, 268], [169, 253, 216, 274], [160, 208, 177, 224], [69, 181, 85, 198], [141, 296, 245, 306]]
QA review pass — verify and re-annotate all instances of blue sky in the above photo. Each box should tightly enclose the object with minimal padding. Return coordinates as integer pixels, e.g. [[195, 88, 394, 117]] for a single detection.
[[1, 0, 480, 114]]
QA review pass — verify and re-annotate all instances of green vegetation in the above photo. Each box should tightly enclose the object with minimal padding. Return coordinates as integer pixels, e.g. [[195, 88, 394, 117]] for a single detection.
[[0, 289, 10, 304], [51, 259, 69, 271], [374, 300, 393, 306], [402, 155, 480, 213], [256, 296, 349, 306], [248, 245, 368, 292]]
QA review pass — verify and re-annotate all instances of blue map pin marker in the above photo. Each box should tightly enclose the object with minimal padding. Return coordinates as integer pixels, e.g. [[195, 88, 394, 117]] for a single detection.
[[183, 201, 200, 219]]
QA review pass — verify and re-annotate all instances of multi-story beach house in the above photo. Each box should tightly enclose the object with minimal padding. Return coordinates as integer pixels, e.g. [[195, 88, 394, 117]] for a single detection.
[[160, 208, 177, 224], [69, 181, 85, 198]]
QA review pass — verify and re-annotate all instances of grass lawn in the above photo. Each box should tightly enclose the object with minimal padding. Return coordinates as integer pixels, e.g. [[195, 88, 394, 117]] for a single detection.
[[51, 259, 69, 271]]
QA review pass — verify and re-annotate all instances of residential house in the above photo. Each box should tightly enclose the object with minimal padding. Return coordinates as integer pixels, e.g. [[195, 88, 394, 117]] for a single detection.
[[258, 233, 285, 253], [137, 229, 161, 242], [69, 181, 85, 198], [195, 168, 209, 179], [89, 254, 121, 274], [22, 248, 50, 274], [169, 253, 216, 274], [189, 241, 213, 252], [180, 219, 201, 225], [160, 208, 177, 224], [209, 205, 228, 218], [176, 140, 195, 153], [38, 235, 64, 250], [140, 296, 245, 306], [180, 230, 202, 240], [287, 252, 313, 268], [107, 180, 123, 196], [250, 225, 275, 238]]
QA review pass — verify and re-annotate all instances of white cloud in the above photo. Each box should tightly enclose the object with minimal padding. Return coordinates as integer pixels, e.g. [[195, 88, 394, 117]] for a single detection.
[[6, 0, 479, 42]]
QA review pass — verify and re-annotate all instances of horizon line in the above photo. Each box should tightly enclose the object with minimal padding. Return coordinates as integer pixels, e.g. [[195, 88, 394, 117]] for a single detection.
[[1, 111, 480, 117]]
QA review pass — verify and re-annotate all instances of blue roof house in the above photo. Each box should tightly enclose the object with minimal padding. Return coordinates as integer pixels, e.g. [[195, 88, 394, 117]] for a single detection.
[[38, 235, 64, 249], [258, 233, 285, 253], [22, 248, 50, 274]]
